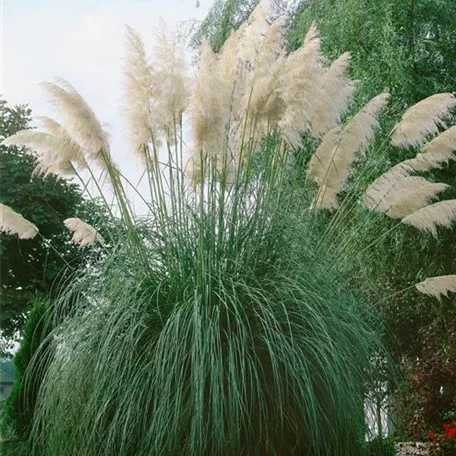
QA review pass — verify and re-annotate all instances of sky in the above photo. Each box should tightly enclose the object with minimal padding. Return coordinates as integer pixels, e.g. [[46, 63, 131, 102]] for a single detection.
[[1, 0, 213, 213]]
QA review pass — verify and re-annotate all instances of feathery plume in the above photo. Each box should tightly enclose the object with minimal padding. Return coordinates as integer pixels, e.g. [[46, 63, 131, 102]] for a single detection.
[[237, 0, 272, 67], [184, 151, 204, 187], [217, 25, 244, 111], [369, 176, 432, 213], [308, 93, 390, 208], [415, 275, 456, 301], [64, 218, 104, 247], [152, 22, 190, 139], [307, 126, 341, 186], [0, 204, 39, 239], [38, 117, 89, 170], [391, 93, 456, 148], [419, 125, 456, 167], [311, 53, 358, 135], [362, 160, 420, 210], [3, 129, 84, 177], [385, 181, 449, 219], [40, 79, 110, 158], [123, 25, 160, 162], [363, 124, 456, 210], [314, 184, 338, 210], [402, 200, 456, 237], [247, 17, 287, 133], [278, 23, 325, 147], [191, 39, 226, 156]]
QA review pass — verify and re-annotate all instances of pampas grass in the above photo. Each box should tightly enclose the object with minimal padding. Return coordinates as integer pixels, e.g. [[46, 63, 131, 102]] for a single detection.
[[385, 181, 449, 219], [0, 203, 39, 239], [308, 93, 390, 209], [30, 141, 383, 455], [40, 79, 110, 159], [311, 52, 357, 135], [3, 126, 87, 177], [402, 200, 456, 237], [420, 124, 456, 167], [391, 93, 456, 148], [64, 218, 104, 247], [363, 123, 456, 212], [8, 6, 456, 454], [123, 26, 158, 162], [278, 23, 324, 147], [415, 275, 456, 301]]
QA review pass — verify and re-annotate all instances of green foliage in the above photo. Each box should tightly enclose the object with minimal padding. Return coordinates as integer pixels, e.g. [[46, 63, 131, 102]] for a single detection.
[[362, 437, 397, 456], [0, 440, 29, 456], [190, 0, 260, 51], [288, 0, 456, 106], [0, 299, 52, 440], [29, 138, 390, 455]]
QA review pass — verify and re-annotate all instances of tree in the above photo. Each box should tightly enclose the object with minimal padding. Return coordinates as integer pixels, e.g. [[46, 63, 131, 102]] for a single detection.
[[0, 100, 102, 348], [189, 0, 300, 51]]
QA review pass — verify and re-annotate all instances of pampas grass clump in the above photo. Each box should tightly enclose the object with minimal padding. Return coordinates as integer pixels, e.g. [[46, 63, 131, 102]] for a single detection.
[[31, 141, 382, 455], [5, 1, 456, 454]]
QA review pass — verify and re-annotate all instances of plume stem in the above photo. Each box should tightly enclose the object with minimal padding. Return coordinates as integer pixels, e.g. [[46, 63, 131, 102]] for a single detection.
[[335, 221, 401, 265], [37, 232, 74, 269]]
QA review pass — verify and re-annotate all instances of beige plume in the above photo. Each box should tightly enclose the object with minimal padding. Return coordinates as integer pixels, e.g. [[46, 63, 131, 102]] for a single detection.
[[402, 199, 456, 237], [314, 185, 338, 210], [123, 25, 159, 162], [247, 16, 287, 132], [311, 53, 357, 135], [308, 93, 390, 209], [40, 79, 110, 159], [391, 93, 456, 148], [0, 204, 39, 239], [369, 176, 433, 213], [152, 22, 190, 140], [38, 117, 89, 171], [363, 124, 456, 210], [218, 25, 245, 120], [191, 39, 226, 157], [237, 0, 272, 67], [184, 152, 204, 187], [278, 23, 325, 147], [64, 218, 104, 247], [419, 125, 456, 168], [3, 129, 84, 177], [385, 181, 449, 219], [415, 275, 456, 301], [362, 160, 422, 210], [307, 126, 341, 185]]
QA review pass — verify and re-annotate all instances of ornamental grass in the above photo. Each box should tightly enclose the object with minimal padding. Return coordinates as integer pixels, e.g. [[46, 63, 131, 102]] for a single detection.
[[3, 1, 456, 454]]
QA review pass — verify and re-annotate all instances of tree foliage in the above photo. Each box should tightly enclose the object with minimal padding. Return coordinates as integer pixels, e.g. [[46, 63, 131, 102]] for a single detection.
[[288, 0, 456, 107], [0, 299, 52, 439], [190, 0, 260, 51]]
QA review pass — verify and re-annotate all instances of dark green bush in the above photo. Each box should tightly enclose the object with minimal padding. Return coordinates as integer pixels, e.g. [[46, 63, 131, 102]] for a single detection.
[[363, 438, 397, 456], [0, 299, 52, 439]]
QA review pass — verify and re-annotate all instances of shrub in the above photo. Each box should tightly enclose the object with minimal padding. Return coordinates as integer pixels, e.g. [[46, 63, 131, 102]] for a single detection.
[[0, 299, 52, 439]]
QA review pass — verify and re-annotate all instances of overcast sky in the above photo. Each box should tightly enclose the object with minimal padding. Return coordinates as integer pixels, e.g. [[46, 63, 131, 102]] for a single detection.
[[2, 0, 213, 212]]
